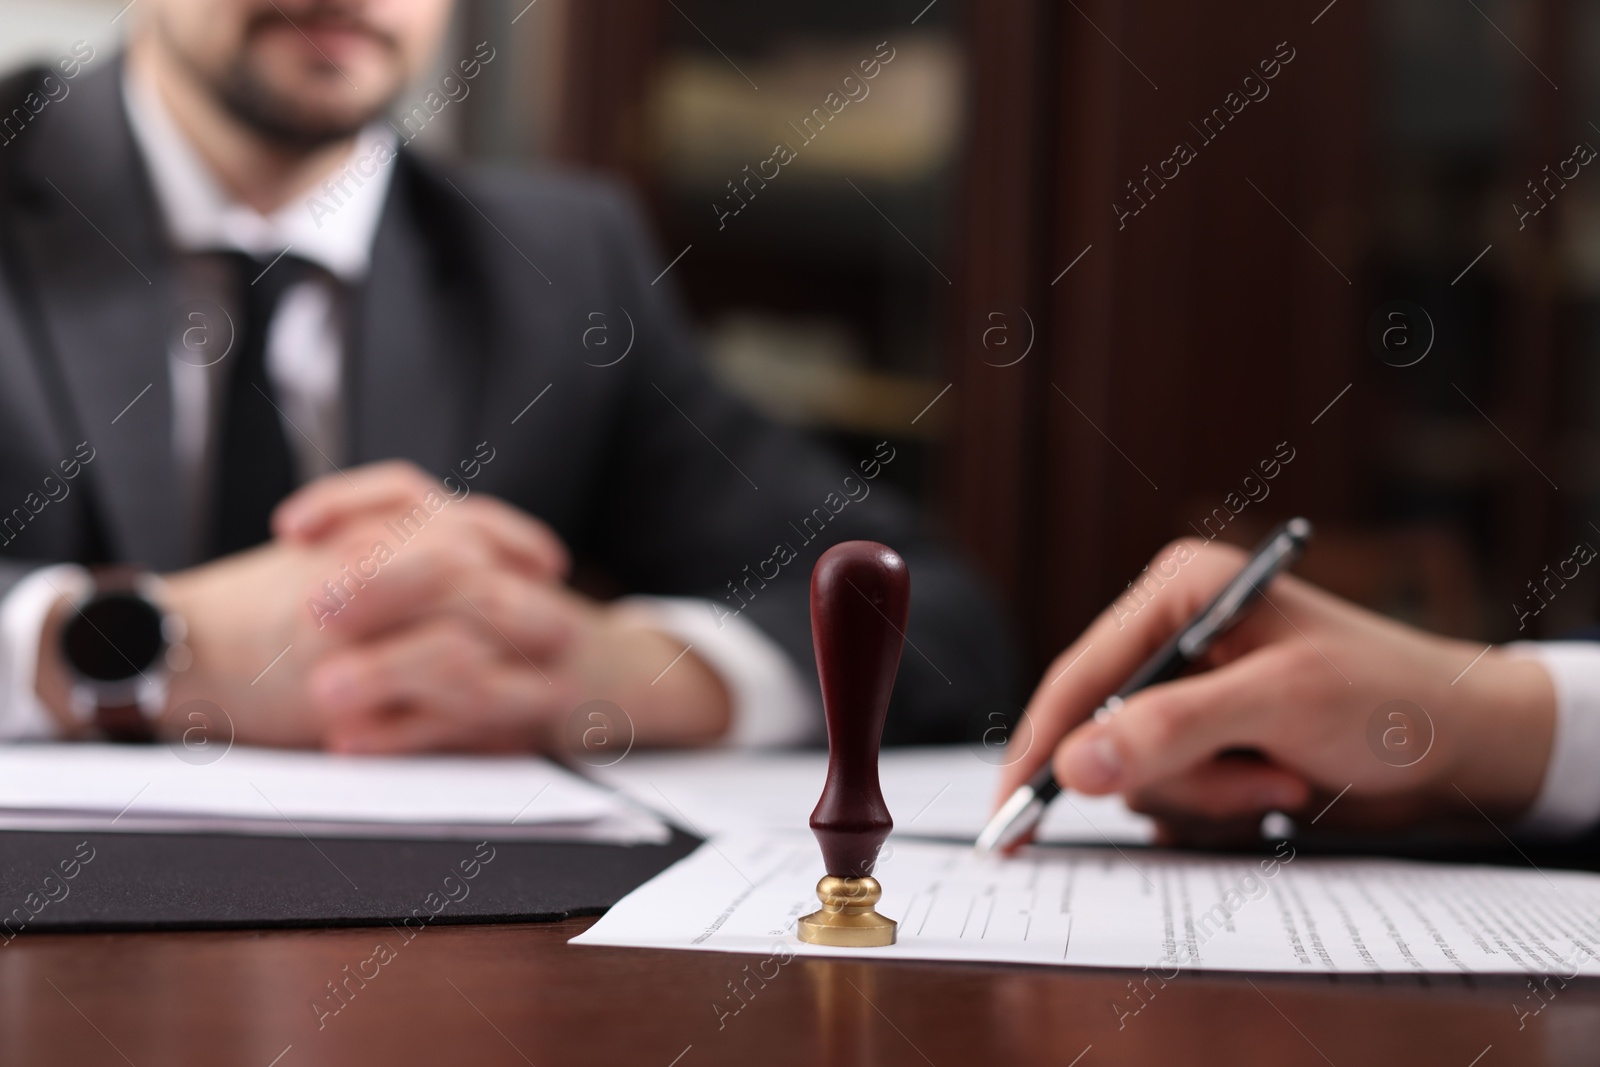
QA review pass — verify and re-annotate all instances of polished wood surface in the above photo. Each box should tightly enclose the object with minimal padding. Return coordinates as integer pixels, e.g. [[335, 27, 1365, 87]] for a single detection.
[[2, 916, 1594, 1066]]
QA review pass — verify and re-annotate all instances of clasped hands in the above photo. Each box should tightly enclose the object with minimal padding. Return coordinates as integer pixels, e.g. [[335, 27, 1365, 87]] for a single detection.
[[50, 462, 730, 754]]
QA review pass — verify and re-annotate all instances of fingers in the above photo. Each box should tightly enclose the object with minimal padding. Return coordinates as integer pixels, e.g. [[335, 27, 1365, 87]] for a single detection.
[[997, 539, 1258, 802], [1291, 789, 1432, 833], [275, 461, 570, 580], [1051, 649, 1291, 797], [311, 618, 571, 751], [311, 618, 502, 720], [326, 710, 474, 756], [1124, 756, 1310, 825], [1144, 778, 1433, 842], [274, 461, 441, 539], [313, 565, 581, 662], [328, 702, 558, 755], [1129, 756, 1310, 848], [306, 507, 571, 628], [1149, 816, 1273, 850], [452, 495, 571, 580]]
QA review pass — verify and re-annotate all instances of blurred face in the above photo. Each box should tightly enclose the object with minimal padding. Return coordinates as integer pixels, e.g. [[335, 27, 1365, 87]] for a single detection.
[[140, 0, 454, 148]]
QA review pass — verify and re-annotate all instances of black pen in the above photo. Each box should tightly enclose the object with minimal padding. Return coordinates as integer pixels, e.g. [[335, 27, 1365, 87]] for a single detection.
[[975, 517, 1313, 853]]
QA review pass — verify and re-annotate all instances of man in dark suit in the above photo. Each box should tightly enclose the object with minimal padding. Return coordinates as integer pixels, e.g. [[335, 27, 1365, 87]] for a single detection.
[[0, 0, 1015, 753]]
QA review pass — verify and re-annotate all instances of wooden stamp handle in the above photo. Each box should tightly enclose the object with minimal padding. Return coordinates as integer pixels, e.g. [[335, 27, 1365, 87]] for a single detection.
[[808, 540, 908, 879]]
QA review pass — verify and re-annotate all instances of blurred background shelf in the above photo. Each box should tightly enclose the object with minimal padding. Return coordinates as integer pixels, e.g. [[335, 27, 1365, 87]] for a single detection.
[[516, 0, 972, 507]]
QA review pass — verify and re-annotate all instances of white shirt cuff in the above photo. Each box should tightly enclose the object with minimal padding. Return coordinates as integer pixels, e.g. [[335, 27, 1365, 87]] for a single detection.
[[614, 596, 820, 748], [0, 564, 89, 741], [1505, 641, 1600, 836]]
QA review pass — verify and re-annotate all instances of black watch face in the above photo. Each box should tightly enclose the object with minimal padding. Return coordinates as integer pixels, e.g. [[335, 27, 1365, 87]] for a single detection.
[[61, 593, 166, 683]]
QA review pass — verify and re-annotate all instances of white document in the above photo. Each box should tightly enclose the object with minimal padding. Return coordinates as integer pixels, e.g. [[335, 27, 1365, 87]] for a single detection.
[[573, 832, 1600, 975], [0, 743, 667, 843], [590, 746, 1153, 845]]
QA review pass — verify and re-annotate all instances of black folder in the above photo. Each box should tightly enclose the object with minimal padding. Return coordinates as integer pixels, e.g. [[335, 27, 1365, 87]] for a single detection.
[[0, 828, 700, 934]]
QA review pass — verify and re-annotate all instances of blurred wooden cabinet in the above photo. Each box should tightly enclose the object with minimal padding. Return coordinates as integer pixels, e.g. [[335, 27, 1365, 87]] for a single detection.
[[464, 0, 1600, 668]]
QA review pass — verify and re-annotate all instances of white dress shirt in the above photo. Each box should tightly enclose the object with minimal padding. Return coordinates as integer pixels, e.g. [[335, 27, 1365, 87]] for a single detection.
[[0, 71, 817, 748], [1507, 643, 1600, 835]]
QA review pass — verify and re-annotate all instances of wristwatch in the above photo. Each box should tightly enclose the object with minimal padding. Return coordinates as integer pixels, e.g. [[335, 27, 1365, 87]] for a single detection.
[[59, 567, 190, 742]]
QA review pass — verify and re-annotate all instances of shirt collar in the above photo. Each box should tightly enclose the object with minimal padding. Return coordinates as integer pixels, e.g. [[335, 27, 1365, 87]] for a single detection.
[[122, 69, 396, 283]]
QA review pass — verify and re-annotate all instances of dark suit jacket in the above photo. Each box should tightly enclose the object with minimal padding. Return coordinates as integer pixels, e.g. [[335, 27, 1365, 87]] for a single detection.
[[0, 61, 1018, 745]]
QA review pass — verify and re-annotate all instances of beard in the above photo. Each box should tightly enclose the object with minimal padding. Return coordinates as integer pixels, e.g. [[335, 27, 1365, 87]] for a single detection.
[[162, 8, 404, 151], [211, 63, 382, 150]]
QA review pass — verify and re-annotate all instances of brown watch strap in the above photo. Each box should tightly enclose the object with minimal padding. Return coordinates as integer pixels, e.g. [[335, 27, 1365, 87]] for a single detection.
[[96, 701, 156, 744]]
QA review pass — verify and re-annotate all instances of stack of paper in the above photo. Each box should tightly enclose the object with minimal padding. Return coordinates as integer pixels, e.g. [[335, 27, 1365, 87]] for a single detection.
[[590, 746, 1153, 845], [0, 744, 667, 843], [575, 832, 1600, 975]]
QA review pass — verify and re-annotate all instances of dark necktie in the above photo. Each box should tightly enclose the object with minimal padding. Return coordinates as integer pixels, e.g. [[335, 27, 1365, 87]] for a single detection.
[[209, 250, 319, 557]]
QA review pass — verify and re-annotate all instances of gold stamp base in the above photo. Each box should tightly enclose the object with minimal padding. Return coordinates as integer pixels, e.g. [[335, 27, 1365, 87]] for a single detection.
[[797, 875, 897, 947]]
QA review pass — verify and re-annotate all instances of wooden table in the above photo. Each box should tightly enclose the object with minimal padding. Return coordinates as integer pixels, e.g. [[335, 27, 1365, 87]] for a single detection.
[[2, 917, 1592, 1066]]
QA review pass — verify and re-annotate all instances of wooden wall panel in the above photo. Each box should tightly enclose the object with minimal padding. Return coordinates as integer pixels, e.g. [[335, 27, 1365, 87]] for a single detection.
[[550, 0, 664, 179], [1036, 1, 1371, 658], [939, 0, 1054, 635]]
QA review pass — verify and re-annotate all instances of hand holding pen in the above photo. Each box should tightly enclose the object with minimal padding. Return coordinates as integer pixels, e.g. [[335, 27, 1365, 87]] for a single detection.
[[980, 520, 1558, 850]]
